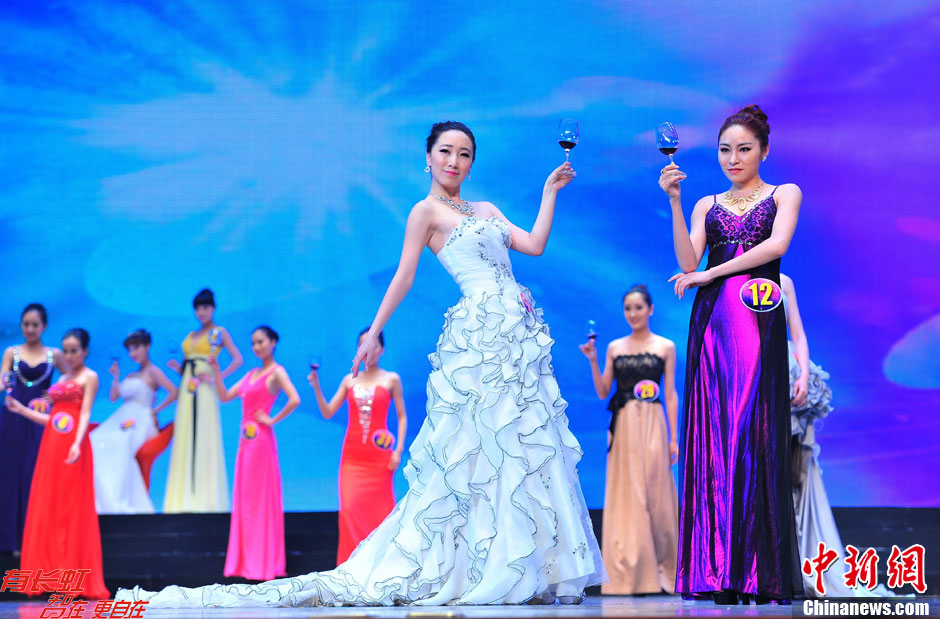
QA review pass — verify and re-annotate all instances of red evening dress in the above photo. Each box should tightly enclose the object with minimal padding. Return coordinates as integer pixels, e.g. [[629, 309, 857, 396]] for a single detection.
[[336, 384, 396, 565], [21, 380, 109, 599]]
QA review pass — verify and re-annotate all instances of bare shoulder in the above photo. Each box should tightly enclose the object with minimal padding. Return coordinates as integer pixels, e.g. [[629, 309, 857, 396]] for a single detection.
[[409, 198, 437, 219], [607, 336, 629, 356], [692, 194, 715, 215], [773, 183, 802, 201], [779, 272, 794, 289], [654, 334, 677, 355]]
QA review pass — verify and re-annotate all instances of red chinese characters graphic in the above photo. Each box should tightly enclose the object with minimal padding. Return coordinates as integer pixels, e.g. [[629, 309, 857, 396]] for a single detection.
[[40, 594, 87, 618], [1, 569, 31, 593], [57, 569, 91, 593], [802, 541, 840, 596], [844, 544, 879, 590], [92, 599, 149, 618], [886, 544, 927, 593]]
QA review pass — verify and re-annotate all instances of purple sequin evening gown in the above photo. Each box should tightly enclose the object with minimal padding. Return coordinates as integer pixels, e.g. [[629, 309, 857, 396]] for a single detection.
[[676, 188, 801, 600]]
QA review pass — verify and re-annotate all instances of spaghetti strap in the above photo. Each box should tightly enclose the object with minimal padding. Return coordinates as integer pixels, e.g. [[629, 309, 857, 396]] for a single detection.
[[713, 194, 718, 204], [770, 185, 779, 196]]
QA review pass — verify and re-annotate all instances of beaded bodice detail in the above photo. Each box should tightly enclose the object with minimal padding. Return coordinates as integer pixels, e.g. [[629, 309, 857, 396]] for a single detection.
[[352, 384, 376, 445], [705, 196, 777, 249], [49, 380, 84, 404], [13, 347, 55, 388], [436, 216, 516, 296]]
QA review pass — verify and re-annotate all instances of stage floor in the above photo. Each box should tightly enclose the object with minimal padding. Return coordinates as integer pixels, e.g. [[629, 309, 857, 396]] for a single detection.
[[7, 595, 934, 619]]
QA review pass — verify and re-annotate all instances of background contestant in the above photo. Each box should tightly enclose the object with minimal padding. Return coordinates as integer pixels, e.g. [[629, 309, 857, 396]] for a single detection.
[[92, 328, 178, 513], [164, 288, 242, 513], [210, 325, 300, 581], [308, 328, 407, 565], [8, 328, 109, 599], [0, 303, 67, 553], [580, 284, 679, 594]]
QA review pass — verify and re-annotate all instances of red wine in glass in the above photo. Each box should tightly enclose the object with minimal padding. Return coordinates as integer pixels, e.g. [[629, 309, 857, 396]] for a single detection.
[[558, 118, 579, 168], [586, 319, 597, 340], [656, 122, 679, 164]]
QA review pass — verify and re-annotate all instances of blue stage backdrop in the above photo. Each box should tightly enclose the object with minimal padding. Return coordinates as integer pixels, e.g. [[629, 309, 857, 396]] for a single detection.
[[1, 1, 937, 510]]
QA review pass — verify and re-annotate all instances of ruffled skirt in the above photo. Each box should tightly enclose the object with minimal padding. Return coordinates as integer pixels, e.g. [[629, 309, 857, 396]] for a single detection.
[[117, 287, 606, 607]]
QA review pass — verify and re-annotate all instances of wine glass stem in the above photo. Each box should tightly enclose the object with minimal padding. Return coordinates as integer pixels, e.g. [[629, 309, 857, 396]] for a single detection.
[[669, 154, 674, 164], [565, 150, 570, 163]]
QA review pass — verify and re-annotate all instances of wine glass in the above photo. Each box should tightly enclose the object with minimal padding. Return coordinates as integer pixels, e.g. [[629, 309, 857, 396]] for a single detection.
[[308, 354, 322, 371], [656, 122, 679, 163], [558, 118, 579, 168], [3, 371, 15, 395], [586, 319, 597, 340], [110, 347, 121, 364]]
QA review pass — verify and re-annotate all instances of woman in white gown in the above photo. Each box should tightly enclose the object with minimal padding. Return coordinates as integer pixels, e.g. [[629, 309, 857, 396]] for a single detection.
[[117, 121, 606, 607], [92, 329, 178, 513]]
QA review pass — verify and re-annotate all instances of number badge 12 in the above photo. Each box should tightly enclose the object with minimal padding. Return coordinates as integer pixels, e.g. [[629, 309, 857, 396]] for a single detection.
[[739, 278, 782, 313]]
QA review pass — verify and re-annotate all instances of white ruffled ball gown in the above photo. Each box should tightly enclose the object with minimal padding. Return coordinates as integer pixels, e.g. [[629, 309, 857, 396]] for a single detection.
[[116, 215, 607, 606]]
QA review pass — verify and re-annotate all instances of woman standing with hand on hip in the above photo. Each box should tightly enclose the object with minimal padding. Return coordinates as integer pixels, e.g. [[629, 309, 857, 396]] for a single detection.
[[209, 326, 300, 581], [579, 284, 679, 595], [164, 288, 243, 513], [660, 105, 802, 605]]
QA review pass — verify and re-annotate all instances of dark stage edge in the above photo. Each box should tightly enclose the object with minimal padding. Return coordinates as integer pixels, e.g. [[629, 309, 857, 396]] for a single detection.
[[1, 508, 937, 602]]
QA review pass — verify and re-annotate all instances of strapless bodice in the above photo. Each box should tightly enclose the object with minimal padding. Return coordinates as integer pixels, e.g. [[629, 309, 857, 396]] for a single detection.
[[49, 380, 83, 404], [435, 216, 520, 297], [119, 376, 155, 406]]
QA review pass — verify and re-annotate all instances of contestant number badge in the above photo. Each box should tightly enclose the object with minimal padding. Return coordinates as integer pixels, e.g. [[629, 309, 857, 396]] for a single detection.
[[633, 380, 660, 402], [739, 278, 782, 313], [52, 412, 75, 434], [372, 429, 395, 451]]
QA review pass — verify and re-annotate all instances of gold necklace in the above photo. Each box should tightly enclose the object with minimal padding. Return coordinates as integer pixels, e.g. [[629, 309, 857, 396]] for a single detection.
[[723, 182, 765, 211]]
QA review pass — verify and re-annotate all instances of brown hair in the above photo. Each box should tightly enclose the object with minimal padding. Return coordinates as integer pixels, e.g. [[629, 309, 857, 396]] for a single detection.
[[719, 105, 770, 151]]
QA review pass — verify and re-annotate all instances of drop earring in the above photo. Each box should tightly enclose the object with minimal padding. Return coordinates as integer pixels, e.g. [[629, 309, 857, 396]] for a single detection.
[[467, 173, 471, 181], [761, 156, 767, 162], [424, 164, 430, 173]]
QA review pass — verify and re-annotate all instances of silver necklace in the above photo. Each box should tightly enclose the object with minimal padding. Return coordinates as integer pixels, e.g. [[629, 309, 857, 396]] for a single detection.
[[13, 347, 55, 388], [432, 194, 473, 216]]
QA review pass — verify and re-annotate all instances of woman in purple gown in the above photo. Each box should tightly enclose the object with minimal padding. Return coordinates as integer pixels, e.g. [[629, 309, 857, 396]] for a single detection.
[[659, 106, 803, 604], [0, 303, 67, 553]]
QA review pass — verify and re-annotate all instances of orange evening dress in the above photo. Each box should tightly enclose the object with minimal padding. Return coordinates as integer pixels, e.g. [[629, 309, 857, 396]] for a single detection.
[[21, 380, 109, 599], [336, 384, 396, 565]]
